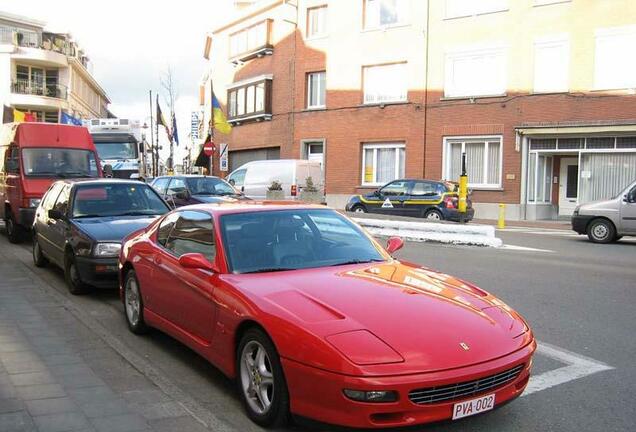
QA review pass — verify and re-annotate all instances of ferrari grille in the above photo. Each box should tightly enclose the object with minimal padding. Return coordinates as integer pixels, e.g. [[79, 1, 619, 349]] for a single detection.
[[408, 364, 524, 405]]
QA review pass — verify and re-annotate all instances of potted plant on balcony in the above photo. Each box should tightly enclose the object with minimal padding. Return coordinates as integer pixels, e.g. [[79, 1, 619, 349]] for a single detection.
[[300, 176, 323, 204], [266, 180, 285, 200]]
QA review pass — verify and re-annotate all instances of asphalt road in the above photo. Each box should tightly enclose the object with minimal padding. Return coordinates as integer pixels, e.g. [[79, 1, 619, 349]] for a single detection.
[[7, 228, 636, 432]]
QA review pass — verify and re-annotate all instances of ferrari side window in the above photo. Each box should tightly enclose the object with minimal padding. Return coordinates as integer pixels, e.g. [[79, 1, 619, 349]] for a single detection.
[[165, 211, 216, 261], [157, 212, 179, 246]]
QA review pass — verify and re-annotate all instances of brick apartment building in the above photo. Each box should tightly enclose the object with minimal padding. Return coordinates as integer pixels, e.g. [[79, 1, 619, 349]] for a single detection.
[[200, 0, 636, 220]]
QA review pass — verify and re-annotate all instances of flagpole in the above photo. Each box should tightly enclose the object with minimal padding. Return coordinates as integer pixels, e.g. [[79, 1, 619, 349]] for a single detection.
[[210, 81, 214, 176], [149, 90, 155, 178], [155, 94, 160, 177]]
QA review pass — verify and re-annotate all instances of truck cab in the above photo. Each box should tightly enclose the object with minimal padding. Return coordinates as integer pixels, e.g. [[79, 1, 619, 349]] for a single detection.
[[88, 118, 144, 179]]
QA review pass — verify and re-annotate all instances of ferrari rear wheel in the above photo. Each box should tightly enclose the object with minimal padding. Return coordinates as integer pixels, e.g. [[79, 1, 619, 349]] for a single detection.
[[124, 270, 148, 334], [237, 328, 289, 427]]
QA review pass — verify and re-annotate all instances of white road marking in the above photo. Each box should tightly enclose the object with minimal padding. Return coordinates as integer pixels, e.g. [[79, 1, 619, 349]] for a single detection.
[[498, 244, 555, 252], [523, 342, 614, 397]]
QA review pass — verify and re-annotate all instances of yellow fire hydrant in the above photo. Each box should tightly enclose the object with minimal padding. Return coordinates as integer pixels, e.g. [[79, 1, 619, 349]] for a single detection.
[[498, 203, 506, 229]]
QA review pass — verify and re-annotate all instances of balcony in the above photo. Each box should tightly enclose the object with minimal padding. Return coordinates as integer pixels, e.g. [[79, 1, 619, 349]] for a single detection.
[[11, 79, 67, 100]]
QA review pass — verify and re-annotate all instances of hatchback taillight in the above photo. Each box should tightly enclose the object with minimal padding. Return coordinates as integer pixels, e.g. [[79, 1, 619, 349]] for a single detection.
[[444, 196, 457, 209], [291, 184, 297, 196]]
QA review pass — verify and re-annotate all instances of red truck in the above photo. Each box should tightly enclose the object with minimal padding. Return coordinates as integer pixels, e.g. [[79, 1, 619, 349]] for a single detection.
[[0, 122, 102, 243]]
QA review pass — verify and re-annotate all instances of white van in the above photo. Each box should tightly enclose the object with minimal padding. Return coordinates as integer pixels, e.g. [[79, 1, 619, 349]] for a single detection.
[[227, 159, 323, 200]]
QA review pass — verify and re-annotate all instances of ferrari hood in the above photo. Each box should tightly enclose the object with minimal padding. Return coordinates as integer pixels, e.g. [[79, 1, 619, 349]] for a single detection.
[[247, 261, 530, 373]]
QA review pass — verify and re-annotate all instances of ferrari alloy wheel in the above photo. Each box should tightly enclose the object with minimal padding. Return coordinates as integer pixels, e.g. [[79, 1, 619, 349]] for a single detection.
[[237, 328, 289, 427], [587, 218, 615, 244], [425, 209, 443, 220], [124, 270, 148, 334]]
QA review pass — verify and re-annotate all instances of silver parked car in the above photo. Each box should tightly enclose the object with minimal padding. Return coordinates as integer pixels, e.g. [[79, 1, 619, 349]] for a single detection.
[[571, 180, 636, 243]]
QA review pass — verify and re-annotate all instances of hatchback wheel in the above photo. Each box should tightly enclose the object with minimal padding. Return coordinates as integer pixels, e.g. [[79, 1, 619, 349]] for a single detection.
[[237, 328, 289, 427], [32, 235, 48, 267], [64, 252, 88, 295], [587, 218, 616, 244], [124, 270, 148, 334], [424, 209, 443, 221], [351, 205, 367, 214]]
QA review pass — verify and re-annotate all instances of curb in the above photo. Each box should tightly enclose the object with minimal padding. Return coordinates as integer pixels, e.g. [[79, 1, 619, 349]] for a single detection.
[[353, 217, 503, 247]]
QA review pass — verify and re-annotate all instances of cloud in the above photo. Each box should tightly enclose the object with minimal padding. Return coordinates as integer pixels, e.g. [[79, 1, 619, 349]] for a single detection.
[[4, 0, 235, 162]]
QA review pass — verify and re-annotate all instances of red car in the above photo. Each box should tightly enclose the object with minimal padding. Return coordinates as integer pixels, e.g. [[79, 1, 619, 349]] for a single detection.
[[118, 203, 535, 429]]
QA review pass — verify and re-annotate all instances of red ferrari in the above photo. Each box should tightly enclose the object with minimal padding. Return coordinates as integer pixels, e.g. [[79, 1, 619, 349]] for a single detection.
[[118, 203, 535, 429]]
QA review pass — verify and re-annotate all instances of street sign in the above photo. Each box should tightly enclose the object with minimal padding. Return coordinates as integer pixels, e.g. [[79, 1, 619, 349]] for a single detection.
[[219, 143, 229, 172], [203, 141, 214, 156]]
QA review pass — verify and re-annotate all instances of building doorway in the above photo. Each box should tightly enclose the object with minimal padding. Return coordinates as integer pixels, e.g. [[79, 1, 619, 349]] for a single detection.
[[559, 157, 578, 217]]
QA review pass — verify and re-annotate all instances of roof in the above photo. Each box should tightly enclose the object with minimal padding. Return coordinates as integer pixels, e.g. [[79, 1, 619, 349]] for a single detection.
[[0, 11, 46, 29], [7, 123, 95, 150], [177, 201, 331, 215]]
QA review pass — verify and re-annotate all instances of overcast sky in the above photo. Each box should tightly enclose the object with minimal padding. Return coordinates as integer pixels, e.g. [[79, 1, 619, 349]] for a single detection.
[[4, 0, 235, 162]]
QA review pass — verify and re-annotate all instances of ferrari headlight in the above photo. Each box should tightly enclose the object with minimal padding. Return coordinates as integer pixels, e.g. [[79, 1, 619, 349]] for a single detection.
[[343, 389, 398, 403], [93, 242, 121, 257], [28, 198, 41, 208]]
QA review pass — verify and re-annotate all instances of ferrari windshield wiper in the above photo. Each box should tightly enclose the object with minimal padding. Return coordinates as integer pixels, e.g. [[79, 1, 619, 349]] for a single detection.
[[328, 259, 384, 267], [242, 267, 296, 274]]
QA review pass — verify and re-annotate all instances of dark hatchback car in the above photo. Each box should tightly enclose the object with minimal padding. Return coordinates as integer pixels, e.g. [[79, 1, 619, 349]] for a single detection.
[[345, 179, 474, 221], [32, 179, 170, 294], [150, 175, 247, 208]]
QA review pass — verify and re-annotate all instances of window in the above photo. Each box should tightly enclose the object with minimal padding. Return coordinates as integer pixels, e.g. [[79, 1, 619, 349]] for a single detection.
[[53, 186, 70, 215], [445, 47, 506, 97], [526, 154, 553, 203], [229, 20, 271, 59], [14, 65, 61, 98], [71, 184, 169, 218], [228, 168, 246, 187], [42, 183, 64, 211], [364, 0, 408, 29], [594, 26, 636, 90], [227, 78, 272, 121], [157, 213, 179, 247], [307, 71, 326, 108], [167, 178, 187, 196], [534, 36, 569, 93], [363, 63, 407, 104], [303, 141, 324, 167], [152, 178, 170, 195], [411, 181, 439, 196], [361, 143, 405, 186], [445, 0, 508, 18], [380, 180, 409, 196], [165, 211, 216, 261], [5, 146, 19, 173], [307, 6, 328, 38], [444, 137, 502, 188], [22, 149, 99, 177]]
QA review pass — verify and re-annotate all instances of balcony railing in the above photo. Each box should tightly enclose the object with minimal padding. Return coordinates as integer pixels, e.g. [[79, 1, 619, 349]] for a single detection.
[[11, 80, 67, 100]]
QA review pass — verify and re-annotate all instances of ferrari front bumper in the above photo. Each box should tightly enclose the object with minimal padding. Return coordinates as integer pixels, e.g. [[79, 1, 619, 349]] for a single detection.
[[282, 339, 536, 429]]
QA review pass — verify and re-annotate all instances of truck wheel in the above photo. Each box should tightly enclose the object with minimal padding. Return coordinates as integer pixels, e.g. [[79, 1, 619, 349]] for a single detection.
[[586, 218, 616, 244], [5, 213, 23, 244]]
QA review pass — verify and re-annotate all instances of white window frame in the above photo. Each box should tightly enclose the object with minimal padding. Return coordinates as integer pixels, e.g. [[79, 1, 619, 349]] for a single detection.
[[307, 71, 326, 109], [363, 63, 408, 104], [444, 46, 507, 98], [594, 25, 636, 91], [533, 35, 570, 93], [442, 136, 503, 189], [307, 5, 328, 39], [364, 0, 409, 30], [445, 0, 508, 19], [361, 143, 405, 186]]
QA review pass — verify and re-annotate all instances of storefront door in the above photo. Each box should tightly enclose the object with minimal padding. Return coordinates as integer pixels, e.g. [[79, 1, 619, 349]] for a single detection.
[[559, 157, 578, 216]]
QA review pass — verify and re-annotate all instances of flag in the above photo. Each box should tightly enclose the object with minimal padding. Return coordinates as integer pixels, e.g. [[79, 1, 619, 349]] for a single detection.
[[212, 94, 232, 135], [61, 112, 82, 126], [13, 109, 25, 123], [156, 95, 169, 133], [171, 113, 179, 146]]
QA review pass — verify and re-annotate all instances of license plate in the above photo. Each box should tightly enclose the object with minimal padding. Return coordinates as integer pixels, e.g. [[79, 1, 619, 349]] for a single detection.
[[452, 394, 495, 420]]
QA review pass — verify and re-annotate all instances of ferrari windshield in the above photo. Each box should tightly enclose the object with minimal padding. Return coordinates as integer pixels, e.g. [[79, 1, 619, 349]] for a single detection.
[[220, 209, 386, 274]]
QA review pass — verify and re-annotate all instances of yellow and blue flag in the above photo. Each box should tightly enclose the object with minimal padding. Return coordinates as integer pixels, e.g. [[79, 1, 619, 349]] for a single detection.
[[212, 94, 232, 135]]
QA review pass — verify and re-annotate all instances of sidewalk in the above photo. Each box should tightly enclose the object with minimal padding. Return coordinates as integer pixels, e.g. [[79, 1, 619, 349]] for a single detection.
[[0, 244, 214, 431]]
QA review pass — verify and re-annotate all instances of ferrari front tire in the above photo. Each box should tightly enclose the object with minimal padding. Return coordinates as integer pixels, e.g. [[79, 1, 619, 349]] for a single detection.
[[237, 328, 289, 428]]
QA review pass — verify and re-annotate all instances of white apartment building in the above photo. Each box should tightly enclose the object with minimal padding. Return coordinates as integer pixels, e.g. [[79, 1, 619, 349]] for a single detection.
[[0, 11, 110, 123]]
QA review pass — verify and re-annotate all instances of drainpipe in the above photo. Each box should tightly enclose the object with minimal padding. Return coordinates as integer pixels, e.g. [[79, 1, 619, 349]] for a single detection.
[[519, 131, 528, 220], [423, 0, 431, 178]]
